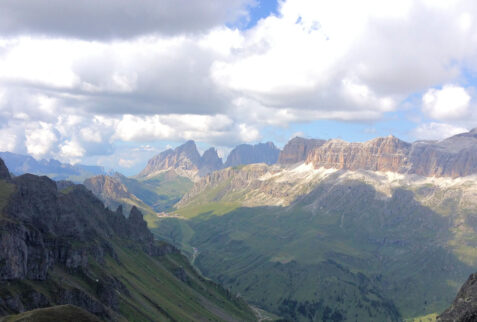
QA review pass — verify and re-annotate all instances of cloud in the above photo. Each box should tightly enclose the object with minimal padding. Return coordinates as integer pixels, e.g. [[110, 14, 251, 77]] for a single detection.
[[1, 0, 477, 166], [113, 114, 259, 146], [0, 0, 255, 40], [412, 122, 468, 140], [422, 85, 472, 120], [25, 122, 58, 158]]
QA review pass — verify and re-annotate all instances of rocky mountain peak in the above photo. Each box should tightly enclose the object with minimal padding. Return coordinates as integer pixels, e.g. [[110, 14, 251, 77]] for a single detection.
[[225, 142, 280, 168], [84, 175, 130, 200], [0, 158, 11, 180], [138, 141, 202, 177], [278, 137, 326, 164], [199, 148, 223, 176]]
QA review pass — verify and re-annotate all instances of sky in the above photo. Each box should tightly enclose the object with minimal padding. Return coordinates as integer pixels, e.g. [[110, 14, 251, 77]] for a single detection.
[[0, 0, 477, 175]]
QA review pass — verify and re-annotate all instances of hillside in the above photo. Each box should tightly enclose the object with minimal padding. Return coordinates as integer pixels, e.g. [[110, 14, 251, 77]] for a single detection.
[[152, 132, 477, 320], [0, 159, 256, 321]]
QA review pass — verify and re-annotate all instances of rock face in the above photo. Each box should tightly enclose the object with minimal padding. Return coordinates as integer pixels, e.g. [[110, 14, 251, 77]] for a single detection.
[[225, 142, 280, 168], [438, 273, 477, 321], [198, 148, 223, 176], [278, 137, 326, 164], [409, 129, 477, 178], [139, 141, 223, 178], [0, 158, 10, 180], [306, 136, 411, 173], [0, 160, 176, 319], [303, 129, 477, 178], [83, 175, 131, 201]]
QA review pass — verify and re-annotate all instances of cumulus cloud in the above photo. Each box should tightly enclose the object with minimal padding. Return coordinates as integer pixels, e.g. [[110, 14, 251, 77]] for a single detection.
[[412, 122, 468, 140], [0, 0, 255, 40], [422, 85, 472, 120], [1, 0, 477, 166]]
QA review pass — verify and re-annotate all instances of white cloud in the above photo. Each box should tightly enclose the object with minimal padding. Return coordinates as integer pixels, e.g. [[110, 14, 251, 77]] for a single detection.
[[1, 0, 477, 166], [25, 122, 58, 158], [422, 85, 471, 120], [412, 122, 468, 140], [118, 158, 136, 168], [59, 140, 85, 164]]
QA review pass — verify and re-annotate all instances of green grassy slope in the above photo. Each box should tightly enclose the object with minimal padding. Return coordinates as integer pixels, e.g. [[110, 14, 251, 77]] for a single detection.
[[121, 171, 193, 213], [0, 305, 102, 322], [154, 181, 475, 321]]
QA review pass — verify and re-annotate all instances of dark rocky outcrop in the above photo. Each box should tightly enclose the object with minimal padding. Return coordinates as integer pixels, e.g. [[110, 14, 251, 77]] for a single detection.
[[0, 158, 10, 180], [278, 137, 326, 164], [0, 160, 177, 319], [225, 142, 280, 168], [438, 273, 477, 321]]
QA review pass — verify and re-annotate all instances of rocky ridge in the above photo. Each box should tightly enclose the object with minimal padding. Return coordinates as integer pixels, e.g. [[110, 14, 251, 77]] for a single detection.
[[224, 142, 280, 168], [438, 273, 477, 321], [138, 140, 223, 179], [278, 137, 326, 164], [303, 129, 477, 178], [0, 159, 255, 321]]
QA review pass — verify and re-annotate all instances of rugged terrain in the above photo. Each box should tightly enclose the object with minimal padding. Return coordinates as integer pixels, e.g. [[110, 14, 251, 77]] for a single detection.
[[0, 159, 256, 321], [152, 130, 477, 321]]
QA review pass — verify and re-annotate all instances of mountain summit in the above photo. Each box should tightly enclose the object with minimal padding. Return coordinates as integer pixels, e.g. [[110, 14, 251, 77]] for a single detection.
[[139, 140, 223, 179]]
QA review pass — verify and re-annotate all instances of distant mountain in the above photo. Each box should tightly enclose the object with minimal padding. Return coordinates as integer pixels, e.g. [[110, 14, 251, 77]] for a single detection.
[[224, 142, 280, 168], [83, 175, 155, 218], [278, 137, 326, 164], [0, 159, 256, 321], [306, 135, 411, 173], [138, 140, 223, 179], [0, 151, 104, 182], [301, 129, 477, 178]]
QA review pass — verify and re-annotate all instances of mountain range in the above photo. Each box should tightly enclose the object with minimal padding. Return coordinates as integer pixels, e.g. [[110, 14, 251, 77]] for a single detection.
[[0, 152, 105, 182], [3, 129, 477, 320]]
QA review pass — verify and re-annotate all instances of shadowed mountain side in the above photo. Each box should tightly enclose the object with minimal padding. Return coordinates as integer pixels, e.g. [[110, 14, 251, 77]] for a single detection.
[[0, 160, 256, 321], [155, 181, 475, 321], [225, 142, 280, 168]]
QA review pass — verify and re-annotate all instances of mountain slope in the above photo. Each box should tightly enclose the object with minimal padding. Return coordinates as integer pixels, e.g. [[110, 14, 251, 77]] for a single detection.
[[155, 147, 477, 320], [0, 152, 104, 182], [0, 159, 256, 321]]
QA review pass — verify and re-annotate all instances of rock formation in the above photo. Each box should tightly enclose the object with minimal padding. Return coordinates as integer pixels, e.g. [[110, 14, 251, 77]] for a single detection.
[[305, 136, 411, 173], [198, 147, 223, 176], [438, 273, 477, 321], [139, 141, 223, 178], [224, 142, 280, 168], [278, 137, 326, 164]]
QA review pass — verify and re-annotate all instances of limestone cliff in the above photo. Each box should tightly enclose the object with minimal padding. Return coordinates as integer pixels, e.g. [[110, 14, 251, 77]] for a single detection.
[[278, 137, 325, 164]]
